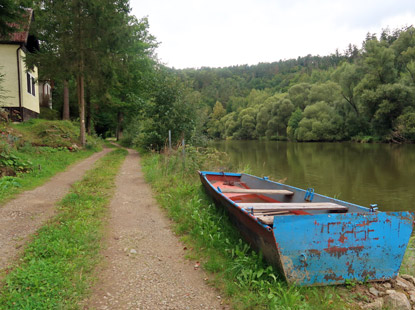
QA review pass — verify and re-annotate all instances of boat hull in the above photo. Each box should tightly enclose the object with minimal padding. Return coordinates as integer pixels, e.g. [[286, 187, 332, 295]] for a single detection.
[[273, 211, 414, 285], [199, 171, 415, 286]]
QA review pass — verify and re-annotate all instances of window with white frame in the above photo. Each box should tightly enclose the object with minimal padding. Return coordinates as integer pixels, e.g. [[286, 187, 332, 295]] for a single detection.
[[26, 72, 36, 96]]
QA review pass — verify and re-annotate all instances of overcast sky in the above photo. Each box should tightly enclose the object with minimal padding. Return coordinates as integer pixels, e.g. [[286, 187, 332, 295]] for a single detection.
[[129, 0, 415, 69]]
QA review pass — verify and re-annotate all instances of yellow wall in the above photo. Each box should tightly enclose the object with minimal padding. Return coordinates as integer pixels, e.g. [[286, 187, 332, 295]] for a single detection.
[[0, 44, 39, 113], [19, 49, 39, 113], [0, 45, 19, 107]]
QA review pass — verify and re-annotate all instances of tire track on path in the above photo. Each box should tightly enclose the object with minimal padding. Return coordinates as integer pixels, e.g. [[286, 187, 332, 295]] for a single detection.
[[0, 147, 112, 276], [85, 149, 223, 310]]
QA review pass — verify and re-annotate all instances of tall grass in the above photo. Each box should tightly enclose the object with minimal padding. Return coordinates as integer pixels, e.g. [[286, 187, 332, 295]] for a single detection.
[[402, 236, 415, 276], [142, 147, 350, 310], [0, 145, 98, 204], [0, 148, 128, 309]]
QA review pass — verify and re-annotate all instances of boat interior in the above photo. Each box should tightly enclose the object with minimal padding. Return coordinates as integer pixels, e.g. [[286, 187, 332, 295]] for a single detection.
[[205, 173, 369, 226]]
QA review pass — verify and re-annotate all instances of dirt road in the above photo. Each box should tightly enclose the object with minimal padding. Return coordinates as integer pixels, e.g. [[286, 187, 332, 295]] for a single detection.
[[0, 148, 111, 277], [85, 149, 222, 310]]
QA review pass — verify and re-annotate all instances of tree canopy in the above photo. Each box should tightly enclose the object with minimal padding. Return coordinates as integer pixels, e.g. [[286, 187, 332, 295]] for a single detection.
[[177, 26, 415, 143], [3, 2, 414, 147]]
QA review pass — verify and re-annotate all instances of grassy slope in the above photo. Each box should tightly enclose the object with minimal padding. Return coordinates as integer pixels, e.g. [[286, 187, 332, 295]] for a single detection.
[[0, 148, 128, 309], [0, 119, 102, 204]]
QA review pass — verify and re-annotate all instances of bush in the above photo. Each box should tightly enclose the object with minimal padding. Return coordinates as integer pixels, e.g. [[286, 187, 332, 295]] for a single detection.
[[39, 107, 60, 120], [295, 102, 344, 141], [394, 111, 415, 142]]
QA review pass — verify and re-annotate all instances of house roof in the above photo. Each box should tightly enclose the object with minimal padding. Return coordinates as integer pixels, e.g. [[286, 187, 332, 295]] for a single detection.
[[0, 8, 34, 44]]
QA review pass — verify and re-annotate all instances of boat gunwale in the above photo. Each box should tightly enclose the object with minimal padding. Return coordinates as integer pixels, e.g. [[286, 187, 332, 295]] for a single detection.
[[199, 171, 273, 232], [199, 170, 371, 214]]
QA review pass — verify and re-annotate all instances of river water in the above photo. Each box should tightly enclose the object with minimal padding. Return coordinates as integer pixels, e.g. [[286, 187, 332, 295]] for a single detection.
[[212, 141, 415, 212]]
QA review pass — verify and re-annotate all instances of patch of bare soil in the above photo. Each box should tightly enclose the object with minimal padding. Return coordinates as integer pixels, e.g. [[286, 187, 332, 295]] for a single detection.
[[0, 148, 111, 278], [84, 149, 223, 310]]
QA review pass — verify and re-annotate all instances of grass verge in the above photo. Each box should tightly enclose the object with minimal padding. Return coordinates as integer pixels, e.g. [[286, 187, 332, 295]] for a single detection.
[[0, 119, 103, 204], [402, 236, 415, 276], [0, 148, 128, 309], [0, 146, 99, 204], [141, 147, 354, 310]]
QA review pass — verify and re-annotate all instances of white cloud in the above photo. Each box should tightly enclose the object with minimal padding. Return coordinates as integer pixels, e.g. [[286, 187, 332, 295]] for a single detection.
[[130, 0, 415, 68]]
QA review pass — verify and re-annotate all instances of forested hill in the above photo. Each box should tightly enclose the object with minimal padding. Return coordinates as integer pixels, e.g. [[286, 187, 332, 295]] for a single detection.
[[2, 1, 414, 148], [176, 27, 415, 143]]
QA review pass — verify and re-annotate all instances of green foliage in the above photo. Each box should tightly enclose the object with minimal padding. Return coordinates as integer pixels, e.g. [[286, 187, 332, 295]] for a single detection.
[[39, 107, 60, 120], [0, 176, 21, 191], [288, 83, 311, 110], [0, 0, 23, 38], [267, 96, 295, 139], [401, 236, 415, 276], [233, 107, 258, 139], [122, 69, 197, 150], [10, 119, 102, 148], [178, 26, 415, 144], [0, 151, 32, 173], [287, 108, 303, 140], [0, 120, 102, 203], [0, 149, 127, 309], [28, 0, 158, 145], [295, 102, 344, 141], [392, 110, 415, 142]]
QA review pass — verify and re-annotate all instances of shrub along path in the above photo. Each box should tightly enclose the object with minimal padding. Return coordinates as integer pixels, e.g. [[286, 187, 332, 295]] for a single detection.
[[0, 147, 111, 277], [85, 149, 222, 310]]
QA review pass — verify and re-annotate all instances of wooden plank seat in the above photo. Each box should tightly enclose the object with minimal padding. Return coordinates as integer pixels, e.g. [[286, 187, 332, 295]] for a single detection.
[[220, 188, 294, 195], [248, 203, 348, 225], [239, 202, 348, 212]]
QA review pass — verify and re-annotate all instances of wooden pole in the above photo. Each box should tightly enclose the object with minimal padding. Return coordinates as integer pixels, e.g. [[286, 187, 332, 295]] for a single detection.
[[169, 130, 172, 152]]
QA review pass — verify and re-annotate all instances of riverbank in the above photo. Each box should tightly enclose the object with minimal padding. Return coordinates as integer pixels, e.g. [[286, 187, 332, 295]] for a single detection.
[[141, 146, 415, 310], [141, 147, 345, 309]]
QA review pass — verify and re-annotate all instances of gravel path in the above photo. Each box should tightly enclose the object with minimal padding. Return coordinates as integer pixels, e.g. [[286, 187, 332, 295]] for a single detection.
[[0, 148, 111, 277], [84, 149, 223, 310]]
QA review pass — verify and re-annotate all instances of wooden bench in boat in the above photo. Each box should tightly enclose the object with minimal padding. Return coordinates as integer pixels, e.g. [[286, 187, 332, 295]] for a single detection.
[[238, 202, 348, 212], [246, 203, 348, 225], [219, 188, 294, 195]]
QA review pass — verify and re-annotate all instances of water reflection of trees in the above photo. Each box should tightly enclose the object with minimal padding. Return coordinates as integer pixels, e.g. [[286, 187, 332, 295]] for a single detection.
[[213, 141, 415, 212]]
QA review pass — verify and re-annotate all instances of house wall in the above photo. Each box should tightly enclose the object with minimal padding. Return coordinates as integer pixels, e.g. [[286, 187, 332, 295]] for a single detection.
[[0, 44, 20, 107], [19, 48, 39, 113], [0, 44, 39, 114]]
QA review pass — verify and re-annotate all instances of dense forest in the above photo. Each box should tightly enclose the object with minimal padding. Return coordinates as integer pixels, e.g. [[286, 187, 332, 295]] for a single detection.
[[1, 1, 415, 148], [177, 27, 415, 143]]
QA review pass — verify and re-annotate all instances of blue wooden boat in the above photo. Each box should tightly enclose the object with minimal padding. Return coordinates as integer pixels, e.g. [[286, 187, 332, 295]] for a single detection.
[[199, 171, 415, 286]]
